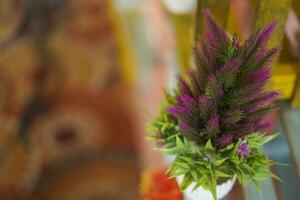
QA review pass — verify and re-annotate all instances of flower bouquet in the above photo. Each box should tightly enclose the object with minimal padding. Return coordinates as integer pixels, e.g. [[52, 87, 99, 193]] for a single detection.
[[149, 9, 281, 200]]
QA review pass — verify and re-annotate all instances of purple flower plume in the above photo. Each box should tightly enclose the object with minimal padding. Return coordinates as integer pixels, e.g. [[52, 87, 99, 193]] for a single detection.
[[247, 68, 271, 84], [238, 142, 250, 156], [206, 116, 219, 129], [177, 75, 193, 96], [203, 9, 229, 50], [162, 9, 280, 148], [216, 134, 233, 147], [256, 21, 276, 58], [179, 121, 190, 133], [167, 106, 191, 117], [179, 94, 196, 105]]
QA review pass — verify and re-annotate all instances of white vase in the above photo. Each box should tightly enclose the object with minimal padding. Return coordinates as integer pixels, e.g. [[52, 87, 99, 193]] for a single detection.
[[177, 175, 236, 200]]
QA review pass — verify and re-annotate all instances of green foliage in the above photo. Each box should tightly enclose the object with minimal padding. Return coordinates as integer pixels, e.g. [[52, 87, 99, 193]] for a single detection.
[[149, 93, 278, 200]]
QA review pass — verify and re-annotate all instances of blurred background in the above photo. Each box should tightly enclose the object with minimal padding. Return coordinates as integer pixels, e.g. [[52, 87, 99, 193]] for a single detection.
[[0, 0, 299, 199]]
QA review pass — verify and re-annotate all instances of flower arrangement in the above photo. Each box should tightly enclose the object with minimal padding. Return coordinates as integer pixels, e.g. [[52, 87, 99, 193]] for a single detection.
[[149, 9, 281, 200]]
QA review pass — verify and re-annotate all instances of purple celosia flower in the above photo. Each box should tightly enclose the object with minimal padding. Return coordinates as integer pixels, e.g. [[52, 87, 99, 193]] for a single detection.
[[247, 68, 271, 84], [179, 94, 196, 105], [206, 116, 219, 129], [218, 89, 225, 99], [257, 91, 281, 105], [258, 121, 272, 133], [179, 121, 190, 133], [203, 9, 229, 50], [178, 121, 200, 140], [257, 117, 273, 133], [216, 134, 233, 147], [205, 116, 220, 136], [177, 75, 193, 96], [163, 9, 280, 148], [167, 106, 191, 116], [255, 21, 277, 59], [198, 94, 210, 106], [238, 142, 250, 156], [237, 122, 257, 137], [207, 74, 217, 84], [167, 106, 181, 116]]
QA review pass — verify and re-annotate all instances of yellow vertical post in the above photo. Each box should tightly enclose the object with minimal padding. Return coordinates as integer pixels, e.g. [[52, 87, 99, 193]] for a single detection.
[[254, 0, 294, 100], [254, 0, 291, 48], [290, 1, 300, 107], [109, 1, 138, 88], [170, 13, 194, 70]]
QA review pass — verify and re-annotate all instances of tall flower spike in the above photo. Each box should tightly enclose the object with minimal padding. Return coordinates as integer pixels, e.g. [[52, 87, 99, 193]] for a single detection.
[[203, 9, 229, 50], [166, 10, 280, 147]]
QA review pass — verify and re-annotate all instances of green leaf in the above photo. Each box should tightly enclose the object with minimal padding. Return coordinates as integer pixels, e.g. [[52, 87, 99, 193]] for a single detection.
[[166, 163, 175, 174], [205, 139, 213, 150], [180, 175, 193, 190], [166, 133, 180, 140], [180, 156, 194, 165], [247, 133, 278, 149], [215, 170, 231, 178], [191, 170, 198, 181], [260, 133, 278, 145], [207, 174, 217, 200], [205, 84, 213, 98], [215, 158, 228, 166], [244, 165, 255, 175], [176, 161, 190, 170], [219, 143, 234, 152], [176, 136, 185, 149], [164, 89, 176, 104], [155, 147, 177, 154], [232, 140, 241, 156]]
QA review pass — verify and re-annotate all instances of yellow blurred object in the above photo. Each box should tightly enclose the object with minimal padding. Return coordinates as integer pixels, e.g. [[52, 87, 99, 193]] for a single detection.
[[227, 5, 242, 38], [292, 85, 300, 108], [268, 63, 298, 99], [255, 0, 291, 48], [290, 1, 300, 108], [170, 13, 194, 70], [110, 0, 138, 88], [254, 0, 296, 100]]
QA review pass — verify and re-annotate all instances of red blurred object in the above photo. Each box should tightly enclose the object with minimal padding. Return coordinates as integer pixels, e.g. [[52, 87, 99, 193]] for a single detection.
[[141, 169, 183, 200]]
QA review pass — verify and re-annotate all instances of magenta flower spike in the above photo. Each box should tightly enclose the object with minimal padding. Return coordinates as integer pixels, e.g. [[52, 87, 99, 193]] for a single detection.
[[167, 9, 281, 148]]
